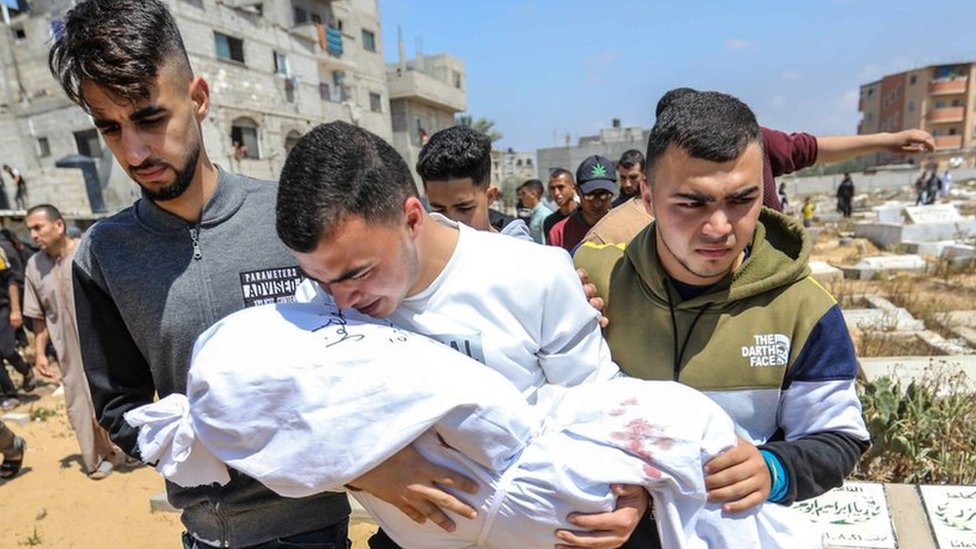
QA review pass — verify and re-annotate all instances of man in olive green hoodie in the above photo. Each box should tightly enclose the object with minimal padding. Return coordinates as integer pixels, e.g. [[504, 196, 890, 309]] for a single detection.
[[576, 90, 870, 549]]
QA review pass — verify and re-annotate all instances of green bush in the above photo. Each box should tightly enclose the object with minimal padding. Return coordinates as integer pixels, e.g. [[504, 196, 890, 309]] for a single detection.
[[856, 375, 976, 484]]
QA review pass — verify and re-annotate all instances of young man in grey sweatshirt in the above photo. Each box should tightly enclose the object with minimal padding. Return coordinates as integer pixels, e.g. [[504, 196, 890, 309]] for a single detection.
[[49, 1, 361, 547]]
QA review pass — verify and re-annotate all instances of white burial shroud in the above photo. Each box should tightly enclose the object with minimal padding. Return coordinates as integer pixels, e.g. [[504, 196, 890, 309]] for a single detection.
[[125, 303, 823, 549]]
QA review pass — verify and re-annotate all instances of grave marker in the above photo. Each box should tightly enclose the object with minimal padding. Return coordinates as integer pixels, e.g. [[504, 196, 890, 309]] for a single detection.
[[795, 482, 896, 548]]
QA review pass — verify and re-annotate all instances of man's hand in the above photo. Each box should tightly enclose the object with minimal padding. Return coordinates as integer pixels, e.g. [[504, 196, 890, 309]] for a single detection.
[[555, 484, 647, 548], [577, 268, 609, 329], [703, 438, 770, 513], [9, 310, 21, 329], [34, 354, 56, 378], [348, 444, 479, 532], [886, 129, 936, 154]]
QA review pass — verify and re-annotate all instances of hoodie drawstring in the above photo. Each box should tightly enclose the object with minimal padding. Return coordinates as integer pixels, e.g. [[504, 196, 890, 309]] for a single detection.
[[663, 277, 709, 381]]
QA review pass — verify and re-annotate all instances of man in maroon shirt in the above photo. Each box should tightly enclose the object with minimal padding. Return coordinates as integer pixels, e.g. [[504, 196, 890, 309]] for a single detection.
[[549, 155, 616, 252]]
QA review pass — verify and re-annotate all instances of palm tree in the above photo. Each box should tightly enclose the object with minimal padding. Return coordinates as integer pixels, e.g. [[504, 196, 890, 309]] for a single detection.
[[456, 114, 503, 143]]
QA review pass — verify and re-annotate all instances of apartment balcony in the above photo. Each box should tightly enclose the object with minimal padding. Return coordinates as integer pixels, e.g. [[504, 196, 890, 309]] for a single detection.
[[387, 69, 466, 113], [934, 135, 963, 149], [926, 107, 965, 123], [928, 78, 968, 96]]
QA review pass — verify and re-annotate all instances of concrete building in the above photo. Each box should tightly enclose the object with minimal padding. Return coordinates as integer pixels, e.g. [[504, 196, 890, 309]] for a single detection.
[[858, 62, 976, 169], [0, 0, 392, 215], [536, 121, 648, 181], [387, 52, 466, 190]]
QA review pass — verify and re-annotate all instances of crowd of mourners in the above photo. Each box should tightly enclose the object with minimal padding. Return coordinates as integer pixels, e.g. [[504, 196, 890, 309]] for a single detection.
[[0, 0, 948, 548]]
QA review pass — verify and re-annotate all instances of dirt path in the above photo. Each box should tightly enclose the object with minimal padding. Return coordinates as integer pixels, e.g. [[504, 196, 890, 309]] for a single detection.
[[0, 385, 377, 548]]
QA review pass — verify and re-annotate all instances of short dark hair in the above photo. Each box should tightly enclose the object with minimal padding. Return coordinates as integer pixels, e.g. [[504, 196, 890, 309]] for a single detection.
[[655, 87, 698, 118], [26, 204, 64, 224], [416, 126, 492, 188], [617, 149, 645, 172], [49, 0, 193, 110], [521, 179, 544, 198], [645, 91, 761, 181], [277, 121, 418, 252], [549, 168, 574, 183]]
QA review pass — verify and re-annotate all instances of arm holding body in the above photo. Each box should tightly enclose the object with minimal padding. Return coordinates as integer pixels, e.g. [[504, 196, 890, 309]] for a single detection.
[[759, 305, 870, 504]]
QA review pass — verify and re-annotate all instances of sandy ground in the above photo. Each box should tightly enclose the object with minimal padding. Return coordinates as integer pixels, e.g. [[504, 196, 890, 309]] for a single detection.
[[0, 380, 377, 548]]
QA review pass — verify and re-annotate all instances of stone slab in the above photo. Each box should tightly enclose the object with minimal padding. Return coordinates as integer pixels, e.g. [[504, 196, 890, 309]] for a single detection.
[[843, 308, 925, 332], [810, 261, 844, 283], [873, 204, 906, 224], [919, 485, 976, 548], [858, 355, 976, 394], [884, 484, 937, 549], [795, 481, 896, 548], [952, 326, 976, 347], [854, 220, 976, 248], [941, 310, 976, 328], [904, 204, 962, 224], [901, 240, 954, 257], [844, 254, 927, 280], [943, 243, 976, 260], [149, 491, 178, 514], [916, 330, 975, 355], [0, 412, 30, 425]]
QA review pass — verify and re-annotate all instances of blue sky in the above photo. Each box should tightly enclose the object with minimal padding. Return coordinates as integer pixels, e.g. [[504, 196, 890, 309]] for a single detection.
[[380, 0, 976, 152]]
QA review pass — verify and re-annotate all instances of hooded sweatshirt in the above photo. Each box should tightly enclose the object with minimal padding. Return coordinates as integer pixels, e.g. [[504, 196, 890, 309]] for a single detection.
[[575, 208, 869, 504]]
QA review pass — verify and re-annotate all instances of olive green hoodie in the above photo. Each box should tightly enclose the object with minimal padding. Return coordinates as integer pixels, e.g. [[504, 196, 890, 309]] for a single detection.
[[576, 208, 869, 504]]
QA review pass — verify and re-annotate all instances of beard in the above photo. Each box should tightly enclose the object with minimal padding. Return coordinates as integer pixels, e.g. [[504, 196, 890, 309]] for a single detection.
[[134, 141, 201, 202]]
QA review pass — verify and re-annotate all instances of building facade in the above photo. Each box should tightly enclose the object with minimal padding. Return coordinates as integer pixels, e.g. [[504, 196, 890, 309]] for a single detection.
[[0, 0, 393, 214], [859, 62, 975, 168], [387, 52, 466, 190], [536, 123, 648, 182]]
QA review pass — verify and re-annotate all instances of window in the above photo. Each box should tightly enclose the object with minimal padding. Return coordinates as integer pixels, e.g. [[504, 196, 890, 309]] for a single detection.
[[36, 137, 51, 158], [949, 128, 957, 135], [452, 70, 462, 89], [909, 74, 917, 85], [12, 26, 26, 40], [907, 101, 915, 112], [214, 32, 245, 64], [293, 7, 308, 24], [74, 129, 102, 158], [311, 13, 322, 24], [361, 29, 376, 52], [935, 100, 945, 109], [273, 51, 290, 76], [336, 20, 344, 31], [369, 92, 382, 113], [230, 117, 260, 160], [319, 82, 330, 100]]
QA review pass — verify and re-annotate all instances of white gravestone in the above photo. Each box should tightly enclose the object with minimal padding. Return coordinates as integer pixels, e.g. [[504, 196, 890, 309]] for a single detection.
[[904, 204, 962, 224], [920, 485, 976, 548], [795, 482, 896, 548]]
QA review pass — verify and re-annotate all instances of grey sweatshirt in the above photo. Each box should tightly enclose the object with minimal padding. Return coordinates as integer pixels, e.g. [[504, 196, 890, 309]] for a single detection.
[[73, 169, 349, 546]]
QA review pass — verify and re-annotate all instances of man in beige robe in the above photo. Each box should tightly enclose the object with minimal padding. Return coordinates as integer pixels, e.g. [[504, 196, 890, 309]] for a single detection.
[[24, 205, 119, 479]]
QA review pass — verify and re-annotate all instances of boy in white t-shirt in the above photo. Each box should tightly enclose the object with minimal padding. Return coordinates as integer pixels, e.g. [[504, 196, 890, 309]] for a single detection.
[[277, 121, 644, 548]]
